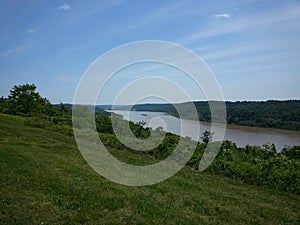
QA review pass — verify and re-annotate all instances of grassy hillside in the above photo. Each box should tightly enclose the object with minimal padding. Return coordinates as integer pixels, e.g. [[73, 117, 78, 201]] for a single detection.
[[1, 115, 300, 224]]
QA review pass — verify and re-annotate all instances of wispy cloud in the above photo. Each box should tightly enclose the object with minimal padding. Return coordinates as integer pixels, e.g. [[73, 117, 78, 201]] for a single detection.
[[28, 29, 34, 33], [217, 60, 300, 77], [178, 5, 300, 44], [0, 46, 27, 58], [213, 13, 231, 19], [59, 4, 71, 11], [213, 49, 300, 70], [119, 1, 191, 32], [201, 43, 273, 61]]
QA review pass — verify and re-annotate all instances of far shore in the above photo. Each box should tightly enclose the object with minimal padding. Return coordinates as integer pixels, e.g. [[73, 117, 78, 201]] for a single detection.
[[109, 109, 300, 137]]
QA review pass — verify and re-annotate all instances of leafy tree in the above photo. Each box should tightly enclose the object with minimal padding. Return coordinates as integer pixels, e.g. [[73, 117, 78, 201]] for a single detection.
[[281, 146, 300, 160], [201, 130, 214, 145], [131, 121, 148, 138], [8, 83, 50, 115], [95, 114, 114, 134], [262, 143, 277, 156], [0, 96, 11, 113]]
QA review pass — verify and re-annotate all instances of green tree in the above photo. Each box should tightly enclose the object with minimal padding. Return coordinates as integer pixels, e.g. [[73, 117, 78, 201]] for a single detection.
[[281, 146, 300, 160], [0, 96, 11, 113], [201, 130, 214, 145], [8, 83, 49, 115]]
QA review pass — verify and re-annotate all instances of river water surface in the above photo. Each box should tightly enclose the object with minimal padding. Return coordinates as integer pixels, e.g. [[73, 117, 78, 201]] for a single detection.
[[108, 110, 300, 151]]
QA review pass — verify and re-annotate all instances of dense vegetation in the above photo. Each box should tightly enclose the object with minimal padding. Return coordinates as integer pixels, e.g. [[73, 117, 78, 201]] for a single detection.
[[114, 100, 300, 131], [1, 83, 300, 223], [1, 116, 299, 224]]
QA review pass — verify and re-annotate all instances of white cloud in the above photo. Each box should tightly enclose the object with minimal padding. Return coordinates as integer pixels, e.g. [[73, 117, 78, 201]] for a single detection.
[[59, 4, 71, 11], [213, 13, 231, 19], [0, 46, 27, 58]]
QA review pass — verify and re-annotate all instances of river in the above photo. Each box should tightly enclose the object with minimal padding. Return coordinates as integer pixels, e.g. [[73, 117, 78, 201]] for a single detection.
[[107, 110, 300, 151]]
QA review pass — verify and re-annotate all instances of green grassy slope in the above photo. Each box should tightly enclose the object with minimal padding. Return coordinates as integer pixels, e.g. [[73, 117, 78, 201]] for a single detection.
[[1, 116, 299, 225]]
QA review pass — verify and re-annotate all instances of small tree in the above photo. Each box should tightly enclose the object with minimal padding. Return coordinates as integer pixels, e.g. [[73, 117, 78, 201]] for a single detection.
[[0, 96, 11, 113], [201, 130, 214, 145], [262, 143, 277, 156]]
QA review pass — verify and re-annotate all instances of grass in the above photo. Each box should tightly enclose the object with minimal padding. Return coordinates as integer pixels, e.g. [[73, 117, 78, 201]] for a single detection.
[[0, 115, 299, 224]]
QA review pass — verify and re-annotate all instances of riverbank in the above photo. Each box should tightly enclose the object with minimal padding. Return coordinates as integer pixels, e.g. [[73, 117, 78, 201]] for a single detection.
[[108, 110, 300, 150], [192, 119, 300, 136]]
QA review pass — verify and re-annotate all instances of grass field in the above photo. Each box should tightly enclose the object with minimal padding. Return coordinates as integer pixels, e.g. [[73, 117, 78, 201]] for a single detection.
[[1, 115, 299, 224]]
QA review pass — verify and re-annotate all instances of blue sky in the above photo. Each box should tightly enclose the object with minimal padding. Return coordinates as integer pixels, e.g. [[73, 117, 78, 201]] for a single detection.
[[1, 0, 300, 104]]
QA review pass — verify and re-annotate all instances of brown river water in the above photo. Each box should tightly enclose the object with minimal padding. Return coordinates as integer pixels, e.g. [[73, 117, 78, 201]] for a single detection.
[[108, 110, 300, 151]]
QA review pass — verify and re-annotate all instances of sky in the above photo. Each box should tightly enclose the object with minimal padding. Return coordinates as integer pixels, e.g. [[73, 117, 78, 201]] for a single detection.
[[1, 0, 300, 104]]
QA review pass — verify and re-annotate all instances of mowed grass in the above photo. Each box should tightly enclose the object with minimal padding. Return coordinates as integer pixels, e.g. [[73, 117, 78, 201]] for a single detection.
[[0, 116, 299, 225]]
